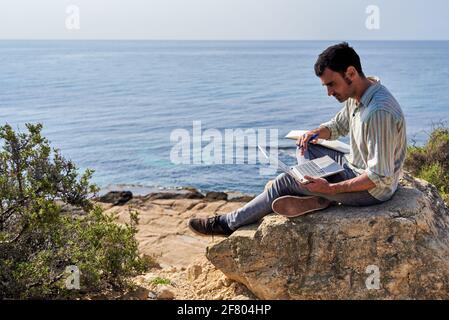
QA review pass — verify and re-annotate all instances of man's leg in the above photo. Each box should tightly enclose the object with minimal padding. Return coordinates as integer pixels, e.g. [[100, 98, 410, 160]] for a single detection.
[[272, 187, 382, 217], [272, 144, 382, 216], [223, 172, 309, 230], [225, 143, 381, 229], [188, 171, 306, 236], [189, 144, 382, 235]]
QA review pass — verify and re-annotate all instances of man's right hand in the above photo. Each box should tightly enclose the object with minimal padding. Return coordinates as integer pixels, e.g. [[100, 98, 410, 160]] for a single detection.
[[296, 128, 326, 155], [296, 126, 331, 156]]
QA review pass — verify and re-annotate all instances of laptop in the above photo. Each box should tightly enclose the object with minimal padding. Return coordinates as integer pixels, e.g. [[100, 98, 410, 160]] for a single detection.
[[258, 145, 345, 184]]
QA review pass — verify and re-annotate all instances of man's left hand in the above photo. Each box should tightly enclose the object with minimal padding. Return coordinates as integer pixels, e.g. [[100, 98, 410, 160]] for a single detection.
[[301, 175, 335, 194]]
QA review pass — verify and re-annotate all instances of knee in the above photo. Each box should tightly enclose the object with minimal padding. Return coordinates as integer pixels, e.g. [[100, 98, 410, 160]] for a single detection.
[[271, 173, 295, 190], [264, 173, 291, 190], [264, 179, 275, 192]]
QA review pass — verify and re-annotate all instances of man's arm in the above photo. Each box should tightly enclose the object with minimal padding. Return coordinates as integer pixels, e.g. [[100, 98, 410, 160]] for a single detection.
[[318, 103, 350, 141], [304, 109, 398, 195], [303, 173, 375, 194], [329, 173, 375, 193], [297, 104, 350, 154], [311, 126, 332, 140]]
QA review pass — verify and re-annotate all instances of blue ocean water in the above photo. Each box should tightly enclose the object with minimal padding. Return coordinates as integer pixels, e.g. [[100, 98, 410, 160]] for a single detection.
[[1, 41, 449, 195]]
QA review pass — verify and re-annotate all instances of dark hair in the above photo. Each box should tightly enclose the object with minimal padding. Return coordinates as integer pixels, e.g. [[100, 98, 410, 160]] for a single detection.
[[314, 42, 365, 78]]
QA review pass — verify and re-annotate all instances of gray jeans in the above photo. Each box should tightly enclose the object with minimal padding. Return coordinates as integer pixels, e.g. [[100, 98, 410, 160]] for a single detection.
[[223, 144, 383, 231]]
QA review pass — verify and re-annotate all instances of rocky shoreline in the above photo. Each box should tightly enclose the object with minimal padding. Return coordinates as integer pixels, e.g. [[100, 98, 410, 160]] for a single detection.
[[98, 187, 256, 204], [96, 187, 258, 300], [96, 173, 449, 300]]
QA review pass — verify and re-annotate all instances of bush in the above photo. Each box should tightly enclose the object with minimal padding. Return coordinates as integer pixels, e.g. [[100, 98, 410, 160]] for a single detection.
[[0, 123, 148, 299], [404, 124, 449, 204], [151, 277, 172, 285]]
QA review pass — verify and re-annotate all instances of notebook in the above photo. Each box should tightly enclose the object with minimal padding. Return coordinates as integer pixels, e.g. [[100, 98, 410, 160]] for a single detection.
[[285, 130, 350, 154]]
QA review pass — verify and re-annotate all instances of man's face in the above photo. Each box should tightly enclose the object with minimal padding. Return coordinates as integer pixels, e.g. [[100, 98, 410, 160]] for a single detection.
[[319, 68, 354, 103]]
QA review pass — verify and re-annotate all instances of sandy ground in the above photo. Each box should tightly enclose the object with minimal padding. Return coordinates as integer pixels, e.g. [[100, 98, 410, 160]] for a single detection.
[[99, 195, 257, 300]]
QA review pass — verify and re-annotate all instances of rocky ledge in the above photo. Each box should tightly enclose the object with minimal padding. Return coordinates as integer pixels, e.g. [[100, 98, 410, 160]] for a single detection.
[[96, 187, 257, 299], [206, 173, 449, 299]]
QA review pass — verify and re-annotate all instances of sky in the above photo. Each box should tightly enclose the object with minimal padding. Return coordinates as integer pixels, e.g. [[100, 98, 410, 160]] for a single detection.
[[0, 0, 448, 40]]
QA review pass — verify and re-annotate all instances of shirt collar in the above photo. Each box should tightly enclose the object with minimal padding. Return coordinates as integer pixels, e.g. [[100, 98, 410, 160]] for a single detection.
[[356, 76, 381, 107]]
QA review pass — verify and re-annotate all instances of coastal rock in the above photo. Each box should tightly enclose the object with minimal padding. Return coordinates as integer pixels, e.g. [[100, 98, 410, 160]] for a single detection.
[[206, 174, 449, 299], [205, 191, 228, 201], [156, 285, 175, 300], [145, 189, 204, 200], [98, 191, 133, 205], [57, 200, 86, 216], [187, 264, 202, 281], [229, 196, 256, 202], [120, 286, 150, 300], [219, 275, 233, 287], [226, 191, 256, 203]]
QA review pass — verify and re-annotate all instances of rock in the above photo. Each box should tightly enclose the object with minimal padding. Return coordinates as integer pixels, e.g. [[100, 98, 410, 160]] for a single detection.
[[232, 295, 252, 300], [156, 285, 175, 300], [197, 284, 216, 295], [182, 186, 200, 193], [205, 191, 228, 201], [98, 191, 133, 205], [168, 266, 178, 273], [146, 190, 204, 200], [206, 173, 449, 299], [219, 275, 233, 287], [142, 272, 158, 283], [121, 286, 150, 300], [187, 264, 202, 281], [57, 200, 86, 216], [148, 291, 157, 300], [226, 191, 256, 202], [229, 195, 255, 202]]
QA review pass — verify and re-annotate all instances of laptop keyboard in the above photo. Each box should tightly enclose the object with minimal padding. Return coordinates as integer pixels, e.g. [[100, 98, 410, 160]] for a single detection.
[[297, 161, 327, 177]]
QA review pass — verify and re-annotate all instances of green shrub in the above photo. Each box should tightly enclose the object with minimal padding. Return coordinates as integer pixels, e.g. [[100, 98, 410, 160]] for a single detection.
[[150, 277, 171, 285], [405, 125, 449, 203], [0, 123, 148, 299]]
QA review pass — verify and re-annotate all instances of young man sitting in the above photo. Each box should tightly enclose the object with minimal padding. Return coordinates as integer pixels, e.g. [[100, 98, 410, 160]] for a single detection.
[[188, 42, 407, 236]]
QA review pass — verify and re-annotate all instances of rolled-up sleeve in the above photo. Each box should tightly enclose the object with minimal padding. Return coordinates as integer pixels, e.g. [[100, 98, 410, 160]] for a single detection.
[[319, 103, 350, 140], [365, 110, 396, 188]]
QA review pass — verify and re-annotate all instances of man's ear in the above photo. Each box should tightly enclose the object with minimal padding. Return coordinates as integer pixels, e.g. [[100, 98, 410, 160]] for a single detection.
[[345, 66, 357, 79]]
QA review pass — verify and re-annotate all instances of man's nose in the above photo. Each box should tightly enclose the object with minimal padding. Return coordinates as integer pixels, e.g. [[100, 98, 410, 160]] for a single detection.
[[327, 88, 334, 96]]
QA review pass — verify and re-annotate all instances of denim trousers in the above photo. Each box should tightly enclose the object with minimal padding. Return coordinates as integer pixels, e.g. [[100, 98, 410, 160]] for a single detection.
[[223, 144, 383, 231]]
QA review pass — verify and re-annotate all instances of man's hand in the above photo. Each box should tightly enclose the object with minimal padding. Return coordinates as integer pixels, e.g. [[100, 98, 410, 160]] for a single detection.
[[301, 175, 335, 194], [296, 131, 319, 156], [296, 127, 330, 156]]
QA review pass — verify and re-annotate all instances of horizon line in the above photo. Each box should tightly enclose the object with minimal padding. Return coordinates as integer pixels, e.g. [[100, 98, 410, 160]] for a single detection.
[[1, 38, 449, 42]]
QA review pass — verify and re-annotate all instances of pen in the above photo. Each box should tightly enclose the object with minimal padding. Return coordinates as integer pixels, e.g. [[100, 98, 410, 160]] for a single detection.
[[297, 133, 319, 149]]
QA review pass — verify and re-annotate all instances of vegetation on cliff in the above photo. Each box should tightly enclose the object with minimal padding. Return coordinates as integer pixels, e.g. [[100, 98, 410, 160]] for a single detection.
[[0, 123, 148, 299], [405, 123, 449, 204]]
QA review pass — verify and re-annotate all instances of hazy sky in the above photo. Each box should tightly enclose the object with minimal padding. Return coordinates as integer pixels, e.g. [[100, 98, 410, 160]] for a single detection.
[[0, 0, 448, 40]]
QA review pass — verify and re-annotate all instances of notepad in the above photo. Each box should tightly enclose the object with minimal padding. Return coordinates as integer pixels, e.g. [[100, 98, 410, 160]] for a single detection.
[[285, 130, 350, 154]]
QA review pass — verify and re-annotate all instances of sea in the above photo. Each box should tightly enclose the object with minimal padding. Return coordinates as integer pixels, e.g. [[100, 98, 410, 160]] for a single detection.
[[1, 40, 449, 195]]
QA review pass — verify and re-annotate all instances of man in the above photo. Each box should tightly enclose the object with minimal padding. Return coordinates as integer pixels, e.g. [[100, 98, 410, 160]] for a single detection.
[[188, 42, 407, 236]]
